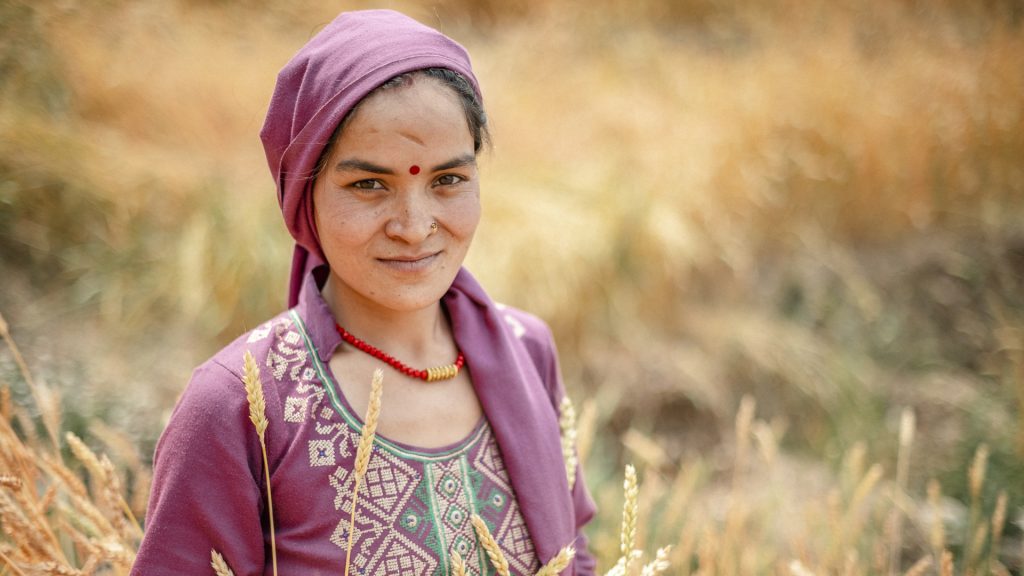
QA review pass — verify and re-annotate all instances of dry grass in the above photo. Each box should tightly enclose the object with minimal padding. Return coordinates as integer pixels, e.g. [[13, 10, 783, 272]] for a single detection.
[[583, 395, 1020, 575], [1, 0, 1022, 573], [0, 312, 139, 574], [0, 316, 1018, 573]]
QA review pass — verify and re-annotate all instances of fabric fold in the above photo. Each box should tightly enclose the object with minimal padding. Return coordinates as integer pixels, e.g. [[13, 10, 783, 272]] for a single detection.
[[445, 269, 576, 564]]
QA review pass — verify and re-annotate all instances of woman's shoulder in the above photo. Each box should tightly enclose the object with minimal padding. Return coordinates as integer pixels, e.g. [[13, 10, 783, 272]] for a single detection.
[[492, 302, 556, 350], [186, 308, 309, 399], [489, 302, 564, 401]]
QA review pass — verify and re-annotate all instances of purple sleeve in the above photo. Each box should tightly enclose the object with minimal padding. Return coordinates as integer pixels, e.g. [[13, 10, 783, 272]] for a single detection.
[[131, 361, 268, 576], [517, 313, 598, 575]]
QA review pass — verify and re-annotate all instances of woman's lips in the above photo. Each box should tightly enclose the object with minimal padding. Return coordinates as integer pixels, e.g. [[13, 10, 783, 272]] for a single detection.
[[378, 252, 440, 272]]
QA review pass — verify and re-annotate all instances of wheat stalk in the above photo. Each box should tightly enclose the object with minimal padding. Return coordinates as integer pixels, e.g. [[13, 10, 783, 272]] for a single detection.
[[99, 454, 138, 537], [621, 464, 639, 558], [536, 544, 576, 576], [0, 311, 62, 456], [344, 368, 383, 576], [734, 396, 755, 481], [889, 408, 915, 574], [606, 550, 643, 576], [988, 490, 1008, 571], [0, 384, 11, 422], [451, 550, 468, 576], [926, 479, 945, 561], [603, 464, 641, 576], [242, 349, 276, 576], [559, 396, 578, 491], [243, 350, 268, 436], [968, 444, 988, 504], [65, 433, 104, 490], [963, 443, 989, 569], [939, 550, 954, 576], [472, 513, 511, 576], [640, 546, 671, 576], [211, 549, 235, 576], [604, 464, 641, 576], [0, 490, 59, 560]]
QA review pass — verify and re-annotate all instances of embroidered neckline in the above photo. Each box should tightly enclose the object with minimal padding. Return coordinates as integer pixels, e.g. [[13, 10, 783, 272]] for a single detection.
[[289, 309, 487, 462]]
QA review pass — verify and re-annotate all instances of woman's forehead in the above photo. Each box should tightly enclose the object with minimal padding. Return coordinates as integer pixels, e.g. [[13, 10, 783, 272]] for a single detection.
[[331, 80, 474, 156]]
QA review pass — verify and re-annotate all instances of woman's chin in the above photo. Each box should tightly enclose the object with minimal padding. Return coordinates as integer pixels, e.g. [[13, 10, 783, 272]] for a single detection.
[[326, 272, 460, 316]]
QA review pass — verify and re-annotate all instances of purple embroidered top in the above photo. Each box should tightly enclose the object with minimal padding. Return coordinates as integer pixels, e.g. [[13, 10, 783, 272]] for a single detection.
[[131, 270, 597, 575]]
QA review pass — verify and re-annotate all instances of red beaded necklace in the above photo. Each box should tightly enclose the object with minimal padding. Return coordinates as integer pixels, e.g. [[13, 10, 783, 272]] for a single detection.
[[335, 323, 465, 382]]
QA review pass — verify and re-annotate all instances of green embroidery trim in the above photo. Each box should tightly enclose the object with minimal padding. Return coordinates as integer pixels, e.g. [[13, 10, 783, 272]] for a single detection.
[[459, 455, 489, 572], [288, 309, 485, 462], [424, 463, 449, 576]]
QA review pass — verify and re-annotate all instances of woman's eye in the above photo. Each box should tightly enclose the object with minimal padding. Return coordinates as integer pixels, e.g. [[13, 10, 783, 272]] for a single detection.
[[352, 179, 384, 190], [436, 174, 463, 186]]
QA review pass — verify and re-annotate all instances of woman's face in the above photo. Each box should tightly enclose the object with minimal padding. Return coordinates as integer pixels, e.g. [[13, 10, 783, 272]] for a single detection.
[[313, 77, 481, 317]]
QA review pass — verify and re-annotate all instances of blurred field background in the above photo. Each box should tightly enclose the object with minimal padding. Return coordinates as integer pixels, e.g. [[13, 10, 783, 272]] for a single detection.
[[1, 0, 1023, 573]]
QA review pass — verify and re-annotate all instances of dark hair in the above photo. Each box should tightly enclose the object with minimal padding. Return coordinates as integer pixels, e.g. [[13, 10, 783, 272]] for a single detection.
[[314, 68, 489, 177]]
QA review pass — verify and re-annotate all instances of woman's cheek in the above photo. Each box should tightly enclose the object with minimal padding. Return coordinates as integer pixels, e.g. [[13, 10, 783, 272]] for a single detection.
[[448, 190, 482, 235]]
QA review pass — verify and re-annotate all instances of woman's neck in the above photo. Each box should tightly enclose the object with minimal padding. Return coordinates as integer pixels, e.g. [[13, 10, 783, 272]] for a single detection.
[[321, 277, 451, 361]]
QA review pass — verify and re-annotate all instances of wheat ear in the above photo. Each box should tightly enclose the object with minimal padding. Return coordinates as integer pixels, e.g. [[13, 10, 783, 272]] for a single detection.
[[964, 443, 989, 567], [640, 546, 672, 575], [451, 550, 468, 576], [621, 464, 639, 559], [344, 368, 383, 576], [0, 311, 63, 456], [889, 408, 915, 574], [604, 464, 640, 576], [472, 514, 511, 576], [0, 548, 28, 576], [559, 396, 578, 491], [939, 550, 954, 576], [242, 350, 276, 576], [988, 490, 1008, 571], [211, 549, 235, 576], [536, 544, 576, 576]]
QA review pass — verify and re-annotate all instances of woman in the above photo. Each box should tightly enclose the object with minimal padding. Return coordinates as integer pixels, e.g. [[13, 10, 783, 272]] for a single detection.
[[132, 9, 596, 576]]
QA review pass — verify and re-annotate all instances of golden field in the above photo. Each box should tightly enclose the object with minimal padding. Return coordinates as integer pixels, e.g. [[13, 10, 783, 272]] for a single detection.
[[1, 0, 1022, 573]]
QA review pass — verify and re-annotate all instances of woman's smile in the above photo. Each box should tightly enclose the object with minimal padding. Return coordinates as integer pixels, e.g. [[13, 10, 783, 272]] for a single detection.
[[377, 251, 442, 273]]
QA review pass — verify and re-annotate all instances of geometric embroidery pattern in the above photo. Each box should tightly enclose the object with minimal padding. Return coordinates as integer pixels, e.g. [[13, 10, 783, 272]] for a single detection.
[[284, 396, 309, 423], [308, 439, 335, 467], [279, 313, 541, 575]]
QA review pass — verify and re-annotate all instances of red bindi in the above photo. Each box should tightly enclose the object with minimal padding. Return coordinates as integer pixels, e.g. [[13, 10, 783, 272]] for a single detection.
[[409, 165, 421, 175]]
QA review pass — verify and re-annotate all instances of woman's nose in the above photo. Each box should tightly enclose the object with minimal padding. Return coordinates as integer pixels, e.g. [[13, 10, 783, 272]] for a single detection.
[[384, 193, 435, 242]]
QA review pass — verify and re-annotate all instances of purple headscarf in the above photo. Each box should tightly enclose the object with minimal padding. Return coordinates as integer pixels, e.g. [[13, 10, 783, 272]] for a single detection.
[[259, 9, 482, 307]]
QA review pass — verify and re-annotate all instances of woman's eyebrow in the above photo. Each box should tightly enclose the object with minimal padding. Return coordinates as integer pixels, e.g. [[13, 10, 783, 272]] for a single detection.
[[431, 154, 477, 172], [333, 158, 394, 174]]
